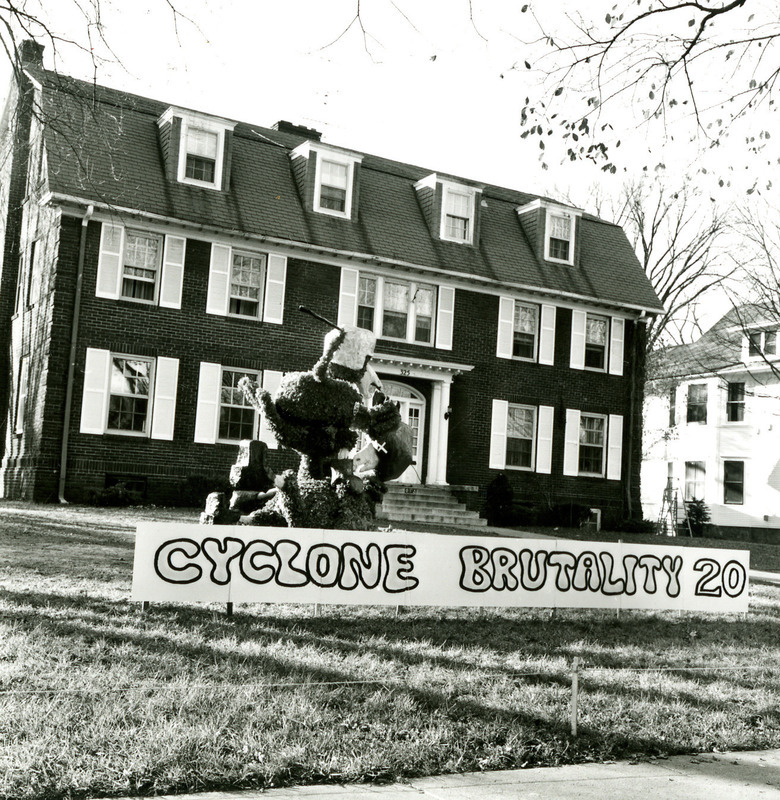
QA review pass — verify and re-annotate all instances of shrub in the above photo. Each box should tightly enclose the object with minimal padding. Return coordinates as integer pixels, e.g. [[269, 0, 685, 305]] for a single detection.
[[609, 519, 659, 534], [89, 482, 134, 507], [538, 502, 591, 528], [685, 499, 711, 537]]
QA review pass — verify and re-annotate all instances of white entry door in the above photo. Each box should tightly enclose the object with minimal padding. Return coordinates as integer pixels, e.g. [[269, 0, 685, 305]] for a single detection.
[[382, 380, 425, 484]]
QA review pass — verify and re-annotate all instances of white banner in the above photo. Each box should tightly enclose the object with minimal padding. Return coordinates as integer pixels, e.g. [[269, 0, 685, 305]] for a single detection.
[[131, 524, 750, 613]]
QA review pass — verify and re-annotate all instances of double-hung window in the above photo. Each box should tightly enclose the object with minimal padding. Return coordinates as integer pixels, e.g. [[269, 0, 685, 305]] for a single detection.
[[219, 368, 260, 442], [122, 231, 162, 302], [229, 251, 266, 318], [723, 460, 745, 504], [687, 384, 708, 424], [354, 274, 436, 345], [726, 382, 745, 422], [584, 315, 608, 370], [443, 189, 472, 242], [547, 213, 573, 262], [318, 159, 349, 213], [513, 303, 538, 360], [80, 349, 179, 440], [184, 126, 219, 184], [578, 414, 606, 476], [108, 356, 153, 434], [684, 461, 706, 501], [748, 329, 777, 358], [506, 405, 536, 470]]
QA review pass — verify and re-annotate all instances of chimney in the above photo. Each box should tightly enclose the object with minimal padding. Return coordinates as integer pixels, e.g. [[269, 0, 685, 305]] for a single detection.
[[16, 40, 44, 68], [272, 120, 322, 141]]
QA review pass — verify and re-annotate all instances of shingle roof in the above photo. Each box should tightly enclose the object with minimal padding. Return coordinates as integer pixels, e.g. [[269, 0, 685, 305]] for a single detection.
[[648, 305, 777, 378], [34, 68, 663, 313]]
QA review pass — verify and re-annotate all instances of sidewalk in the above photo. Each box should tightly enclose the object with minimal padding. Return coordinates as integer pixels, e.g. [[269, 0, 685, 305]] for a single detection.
[[112, 749, 780, 800]]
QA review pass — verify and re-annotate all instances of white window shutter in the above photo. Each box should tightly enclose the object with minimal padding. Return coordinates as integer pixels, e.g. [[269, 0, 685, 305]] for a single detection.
[[435, 285, 455, 350], [263, 254, 287, 325], [95, 223, 123, 299], [609, 317, 625, 376], [151, 357, 179, 440], [563, 408, 581, 476], [539, 305, 557, 365], [496, 297, 514, 359], [160, 236, 186, 309], [80, 348, 111, 434], [206, 243, 231, 316], [259, 370, 284, 449], [194, 362, 221, 443], [337, 268, 359, 328], [536, 405, 554, 474], [489, 399, 508, 469], [570, 310, 586, 370], [607, 414, 624, 480]]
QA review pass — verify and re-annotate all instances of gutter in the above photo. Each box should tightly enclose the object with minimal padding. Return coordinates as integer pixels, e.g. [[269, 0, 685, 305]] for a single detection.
[[58, 204, 94, 503], [42, 191, 665, 318]]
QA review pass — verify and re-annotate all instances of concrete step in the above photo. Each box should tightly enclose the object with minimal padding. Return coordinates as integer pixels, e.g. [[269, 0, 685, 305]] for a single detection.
[[376, 509, 487, 526]]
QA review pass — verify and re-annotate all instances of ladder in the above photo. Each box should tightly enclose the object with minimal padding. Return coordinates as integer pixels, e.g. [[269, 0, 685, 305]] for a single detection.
[[657, 479, 693, 537]]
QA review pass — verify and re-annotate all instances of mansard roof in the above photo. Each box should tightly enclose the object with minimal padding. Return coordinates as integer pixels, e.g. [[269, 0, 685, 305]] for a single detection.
[[31, 67, 663, 314]]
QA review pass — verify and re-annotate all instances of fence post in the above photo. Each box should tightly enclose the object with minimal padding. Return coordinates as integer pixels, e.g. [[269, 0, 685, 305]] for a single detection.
[[226, 602, 233, 618], [571, 657, 580, 737]]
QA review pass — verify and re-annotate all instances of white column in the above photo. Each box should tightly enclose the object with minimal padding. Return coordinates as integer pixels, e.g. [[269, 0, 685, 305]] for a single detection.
[[427, 381, 442, 484], [435, 380, 452, 484]]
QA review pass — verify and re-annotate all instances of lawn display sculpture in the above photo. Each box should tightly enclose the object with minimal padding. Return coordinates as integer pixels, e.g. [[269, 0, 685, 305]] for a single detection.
[[200, 308, 414, 529]]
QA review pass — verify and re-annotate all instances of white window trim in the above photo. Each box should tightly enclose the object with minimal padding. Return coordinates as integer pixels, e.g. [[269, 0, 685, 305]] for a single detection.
[[489, 400, 554, 473], [104, 353, 156, 438], [544, 208, 576, 265], [505, 403, 537, 472], [577, 412, 607, 477], [216, 366, 262, 445], [119, 229, 164, 306], [722, 458, 746, 506], [162, 108, 235, 190], [314, 153, 356, 219], [744, 328, 779, 360], [439, 181, 479, 244], [355, 272, 437, 346]]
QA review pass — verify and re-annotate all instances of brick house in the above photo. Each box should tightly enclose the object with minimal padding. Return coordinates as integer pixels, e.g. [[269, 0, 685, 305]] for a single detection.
[[0, 43, 663, 524], [643, 304, 780, 541]]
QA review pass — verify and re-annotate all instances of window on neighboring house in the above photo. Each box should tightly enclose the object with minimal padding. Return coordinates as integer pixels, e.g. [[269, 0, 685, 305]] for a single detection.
[[506, 404, 536, 470], [584, 314, 608, 370], [686, 384, 708, 423], [229, 250, 266, 317], [218, 368, 259, 442], [443, 189, 473, 242], [726, 382, 745, 422], [748, 329, 778, 358], [668, 386, 677, 427], [684, 461, 705, 501], [107, 356, 153, 434], [122, 231, 162, 302], [578, 414, 606, 476], [723, 460, 745, 504], [318, 159, 349, 213], [513, 303, 539, 360], [354, 274, 436, 344], [184, 126, 218, 184]]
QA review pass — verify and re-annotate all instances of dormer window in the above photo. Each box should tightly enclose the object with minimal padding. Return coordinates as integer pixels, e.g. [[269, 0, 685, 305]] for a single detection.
[[291, 142, 362, 220], [184, 127, 219, 183], [158, 107, 236, 191], [443, 188, 473, 242], [318, 159, 350, 214], [545, 209, 575, 264], [748, 329, 777, 358]]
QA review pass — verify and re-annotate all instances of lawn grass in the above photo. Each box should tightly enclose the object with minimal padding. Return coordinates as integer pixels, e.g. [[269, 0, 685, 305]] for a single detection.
[[1, 503, 780, 799]]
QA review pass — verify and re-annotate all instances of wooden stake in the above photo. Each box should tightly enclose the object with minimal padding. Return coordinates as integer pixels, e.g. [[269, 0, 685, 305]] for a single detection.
[[571, 657, 580, 737]]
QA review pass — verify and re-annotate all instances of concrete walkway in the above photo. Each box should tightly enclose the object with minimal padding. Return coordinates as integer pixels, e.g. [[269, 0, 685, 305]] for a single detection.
[[112, 750, 780, 799]]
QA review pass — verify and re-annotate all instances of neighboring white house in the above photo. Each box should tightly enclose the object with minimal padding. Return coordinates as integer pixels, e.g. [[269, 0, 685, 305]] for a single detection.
[[642, 305, 780, 540]]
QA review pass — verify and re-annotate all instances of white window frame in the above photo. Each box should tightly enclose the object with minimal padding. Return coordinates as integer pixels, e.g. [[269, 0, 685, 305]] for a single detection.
[[725, 381, 746, 423], [353, 272, 437, 345], [440, 182, 478, 244], [292, 143, 363, 219], [684, 460, 706, 502], [570, 311, 624, 375], [120, 229, 164, 305], [105, 354, 156, 437], [511, 301, 540, 361], [545, 208, 576, 265], [577, 412, 607, 477], [583, 313, 609, 371], [505, 404, 537, 472], [746, 328, 778, 359], [686, 383, 708, 425], [489, 401, 554, 474], [177, 116, 227, 189], [723, 459, 745, 506], [217, 367, 261, 444], [228, 249, 267, 320]]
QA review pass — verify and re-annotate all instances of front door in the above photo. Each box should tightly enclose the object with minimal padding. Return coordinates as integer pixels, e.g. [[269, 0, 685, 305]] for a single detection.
[[382, 380, 425, 484]]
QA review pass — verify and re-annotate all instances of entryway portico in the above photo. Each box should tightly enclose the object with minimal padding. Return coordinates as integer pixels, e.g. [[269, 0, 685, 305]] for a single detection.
[[371, 352, 473, 485]]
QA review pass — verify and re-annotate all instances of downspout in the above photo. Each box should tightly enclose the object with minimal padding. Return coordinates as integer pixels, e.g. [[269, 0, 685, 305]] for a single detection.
[[58, 204, 94, 503]]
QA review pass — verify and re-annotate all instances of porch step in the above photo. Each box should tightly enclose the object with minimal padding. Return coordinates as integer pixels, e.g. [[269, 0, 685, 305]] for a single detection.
[[377, 483, 486, 528]]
